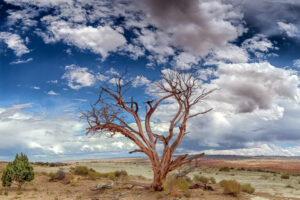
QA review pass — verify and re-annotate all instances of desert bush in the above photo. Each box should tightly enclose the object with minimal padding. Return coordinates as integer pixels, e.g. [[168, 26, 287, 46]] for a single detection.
[[95, 170, 128, 181], [4, 191, 8, 196], [56, 169, 66, 180], [16, 190, 23, 195], [219, 179, 227, 187], [0, 189, 2, 195], [241, 184, 255, 194], [182, 176, 192, 183], [281, 173, 290, 179], [193, 175, 209, 184], [87, 171, 98, 180], [1, 153, 34, 188], [220, 180, 241, 196], [163, 176, 190, 197], [48, 169, 66, 182], [114, 170, 128, 178], [74, 166, 89, 176], [285, 184, 293, 188], [219, 166, 230, 172], [48, 172, 57, 181], [209, 177, 216, 184]]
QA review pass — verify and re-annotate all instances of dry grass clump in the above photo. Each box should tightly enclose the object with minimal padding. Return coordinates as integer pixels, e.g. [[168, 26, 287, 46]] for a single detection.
[[193, 175, 209, 184], [74, 166, 89, 176], [209, 177, 216, 184], [241, 183, 255, 194], [219, 180, 241, 196], [219, 166, 230, 172], [48, 169, 66, 181], [70, 166, 128, 181], [162, 176, 190, 197], [281, 173, 290, 179], [220, 180, 255, 196]]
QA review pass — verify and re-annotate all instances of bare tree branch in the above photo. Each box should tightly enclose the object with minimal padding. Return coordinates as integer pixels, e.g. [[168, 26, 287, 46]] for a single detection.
[[84, 69, 215, 191]]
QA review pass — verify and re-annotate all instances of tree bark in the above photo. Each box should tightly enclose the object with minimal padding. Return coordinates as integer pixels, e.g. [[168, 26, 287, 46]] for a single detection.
[[84, 70, 215, 191]]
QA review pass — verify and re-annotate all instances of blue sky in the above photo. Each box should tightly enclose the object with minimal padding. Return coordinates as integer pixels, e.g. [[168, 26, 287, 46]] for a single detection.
[[0, 0, 300, 161]]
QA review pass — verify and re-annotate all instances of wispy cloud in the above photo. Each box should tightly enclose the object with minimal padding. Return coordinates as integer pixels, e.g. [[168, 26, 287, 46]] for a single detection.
[[10, 57, 33, 65], [48, 90, 59, 95]]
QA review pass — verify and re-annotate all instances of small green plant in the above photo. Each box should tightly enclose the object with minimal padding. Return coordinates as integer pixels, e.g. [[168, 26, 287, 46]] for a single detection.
[[220, 180, 241, 196], [4, 191, 8, 196], [1, 153, 34, 188], [219, 166, 230, 172], [163, 176, 190, 197], [33, 187, 38, 191], [16, 190, 23, 195], [0, 189, 2, 195], [193, 175, 209, 184], [281, 173, 290, 179], [241, 184, 255, 194]]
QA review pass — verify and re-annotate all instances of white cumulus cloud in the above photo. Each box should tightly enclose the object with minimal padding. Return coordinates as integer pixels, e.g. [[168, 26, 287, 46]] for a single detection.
[[0, 32, 29, 56], [39, 20, 126, 59], [62, 64, 96, 90]]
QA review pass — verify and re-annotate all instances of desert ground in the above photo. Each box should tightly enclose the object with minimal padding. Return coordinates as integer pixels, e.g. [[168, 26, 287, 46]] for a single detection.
[[0, 156, 299, 200]]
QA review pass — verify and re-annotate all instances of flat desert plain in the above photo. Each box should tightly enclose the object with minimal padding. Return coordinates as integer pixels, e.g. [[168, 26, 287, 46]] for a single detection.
[[0, 156, 299, 200]]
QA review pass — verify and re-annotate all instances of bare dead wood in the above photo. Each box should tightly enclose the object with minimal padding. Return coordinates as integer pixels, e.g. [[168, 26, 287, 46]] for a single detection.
[[173, 153, 204, 178], [116, 181, 151, 189], [84, 70, 215, 191], [90, 183, 113, 191]]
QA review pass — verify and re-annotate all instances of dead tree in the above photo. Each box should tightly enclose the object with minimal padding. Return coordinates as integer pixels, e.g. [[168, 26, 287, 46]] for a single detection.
[[83, 70, 215, 191]]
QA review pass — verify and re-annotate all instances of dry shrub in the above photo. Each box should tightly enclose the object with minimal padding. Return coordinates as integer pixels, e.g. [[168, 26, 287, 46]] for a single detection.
[[193, 175, 209, 184], [70, 179, 78, 187], [74, 166, 89, 176], [92, 170, 128, 181], [241, 184, 255, 194], [162, 176, 190, 197], [281, 173, 290, 179], [56, 169, 66, 180], [71, 167, 129, 181], [220, 180, 241, 196], [48, 172, 57, 181], [48, 169, 66, 181], [219, 166, 230, 172], [209, 177, 216, 184]]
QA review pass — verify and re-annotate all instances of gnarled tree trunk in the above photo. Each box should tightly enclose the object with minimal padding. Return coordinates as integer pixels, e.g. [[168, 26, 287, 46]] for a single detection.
[[83, 70, 215, 191]]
